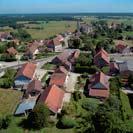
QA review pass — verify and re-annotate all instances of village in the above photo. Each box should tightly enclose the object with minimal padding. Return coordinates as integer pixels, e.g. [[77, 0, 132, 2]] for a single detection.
[[0, 16, 133, 133]]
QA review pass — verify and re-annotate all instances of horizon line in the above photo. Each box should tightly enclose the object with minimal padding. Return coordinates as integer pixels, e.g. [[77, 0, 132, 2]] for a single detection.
[[0, 12, 133, 15]]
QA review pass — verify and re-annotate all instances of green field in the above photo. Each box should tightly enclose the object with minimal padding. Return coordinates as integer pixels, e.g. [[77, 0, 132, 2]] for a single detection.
[[0, 88, 22, 116], [24, 21, 76, 39]]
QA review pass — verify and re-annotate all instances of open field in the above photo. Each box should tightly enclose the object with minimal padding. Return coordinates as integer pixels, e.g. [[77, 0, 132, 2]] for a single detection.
[[0, 88, 22, 116], [24, 21, 76, 39]]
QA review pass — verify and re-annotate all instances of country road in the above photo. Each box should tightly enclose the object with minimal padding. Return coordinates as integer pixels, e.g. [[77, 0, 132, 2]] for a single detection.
[[0, 35, 70, 71], [0, 55, 56, 71]]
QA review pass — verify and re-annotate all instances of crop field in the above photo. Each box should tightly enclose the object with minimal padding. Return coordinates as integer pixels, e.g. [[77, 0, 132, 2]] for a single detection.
[[24, 21, 76, 39]]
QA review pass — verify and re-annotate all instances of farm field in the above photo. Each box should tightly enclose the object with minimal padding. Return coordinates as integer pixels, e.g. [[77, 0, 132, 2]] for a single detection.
[[0, 88, 22, 116], [24, 21, 76, 39]]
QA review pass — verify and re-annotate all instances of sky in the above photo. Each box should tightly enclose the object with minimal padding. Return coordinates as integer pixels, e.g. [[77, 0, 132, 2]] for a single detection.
[[0, 0, 133, 14]]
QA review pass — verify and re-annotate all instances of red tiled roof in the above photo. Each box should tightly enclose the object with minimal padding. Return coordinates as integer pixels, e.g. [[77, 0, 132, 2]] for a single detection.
[[90, 72, 109, 89], [25, 43, 38, 54], [89, 89, 109, 98], [72, 50, 80, 59], [26, 79, 43, 93], [56, 35, 64, 42], [16, 62, 36, 79], [94, 49, 110, 64], [45, 37, 61, 47], [53, 37, 61, 46], [88, 72, 110, 98], [116, 44, 127, 53], [39, 84, 65, 113], [49, 73, 67, 87], [7, 47, 18, 55], [55, 66, 68, 75], [110, 62, 119, 70]]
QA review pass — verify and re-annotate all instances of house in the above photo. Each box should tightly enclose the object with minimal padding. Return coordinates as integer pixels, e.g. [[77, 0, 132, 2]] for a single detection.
[[0, 32, 12, 41], [55, 66, 68, 75], [15, 62, 36, 87], [56, 35, 64, 42], [39, 84, 65, 114], [25, 80, 43, 97], [6, 47, 18, 56], [109, 62, 119, 75], [70, 49, 80, 64], [45, 37, 62, 52], [94, 49, 110, 68], [52, 50, 73, 70], [49, 72, 68, 88], [118, 61, 133, 76], [116, 44, 127, 53], [77, 21, 93, 34], [88, 72, 110, 99], [24, 43, 39, 59], [15, 99, 36, 115]]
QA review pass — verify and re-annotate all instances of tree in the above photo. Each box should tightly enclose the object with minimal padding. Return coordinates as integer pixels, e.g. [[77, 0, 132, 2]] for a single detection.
[[11, 29, 32, 42], [68, 37, 82, 49], [27, 103, 49, 129], [0, 115, 12, 129], [82, 98, 99, 112], [56, 116, 76, 129], [76, 53, 93, 66]]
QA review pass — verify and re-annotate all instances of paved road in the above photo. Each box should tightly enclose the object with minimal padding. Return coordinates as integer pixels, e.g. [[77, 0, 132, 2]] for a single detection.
[[0, 35, 70, 71], [0, 56, 56, 71]]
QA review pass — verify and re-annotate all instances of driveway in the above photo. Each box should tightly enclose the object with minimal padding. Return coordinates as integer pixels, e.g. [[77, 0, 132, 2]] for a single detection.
[[35, 69, 47, 81], [65, 72, 80, 93], [63, 93, 71, 103]]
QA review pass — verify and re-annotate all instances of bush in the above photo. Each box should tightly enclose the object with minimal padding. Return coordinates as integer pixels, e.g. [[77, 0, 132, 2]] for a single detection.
[[0, 54, 17, 62], [27, 103, 49, 130], [0, 69, 16, 88], [75, 65, 99, 74], [82, 98, 99, 112], [0, 115, 12, 129], [57, 116, 76, 129]]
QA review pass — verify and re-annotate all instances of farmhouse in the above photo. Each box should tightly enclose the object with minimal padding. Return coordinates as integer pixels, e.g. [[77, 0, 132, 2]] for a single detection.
[[94, 48, 110, 68], [49, 72, 68, 88], [25, 79, 43, 97], [6, 47, 18, 56], [14, 62, 36, 87], [0, 32, 12, 41], [24, 43, 39, 59], [109, 62, 119, 75], [39, 84, 65, 114], [45, 37, 62, 52], [116, 44, 127, 53], [88, 72, 110, 99]]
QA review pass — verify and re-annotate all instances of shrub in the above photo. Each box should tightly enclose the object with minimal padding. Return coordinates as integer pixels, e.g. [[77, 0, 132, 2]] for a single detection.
[[27, 103, 50, 129], [57, 116, 76, 129], [0, 115, 12, 129], [75, 65, 99, 74], [82, 98, 99, 112]]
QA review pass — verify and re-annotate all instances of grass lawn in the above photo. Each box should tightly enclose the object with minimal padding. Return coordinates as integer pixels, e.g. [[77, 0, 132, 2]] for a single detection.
[[101, 66, 110, 74], [35, 52, 59, 59], [0, 88, 22, 116], [0, 116, 75, 133], [41, 62, 56, 70], [24, 21, 76, 39]]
